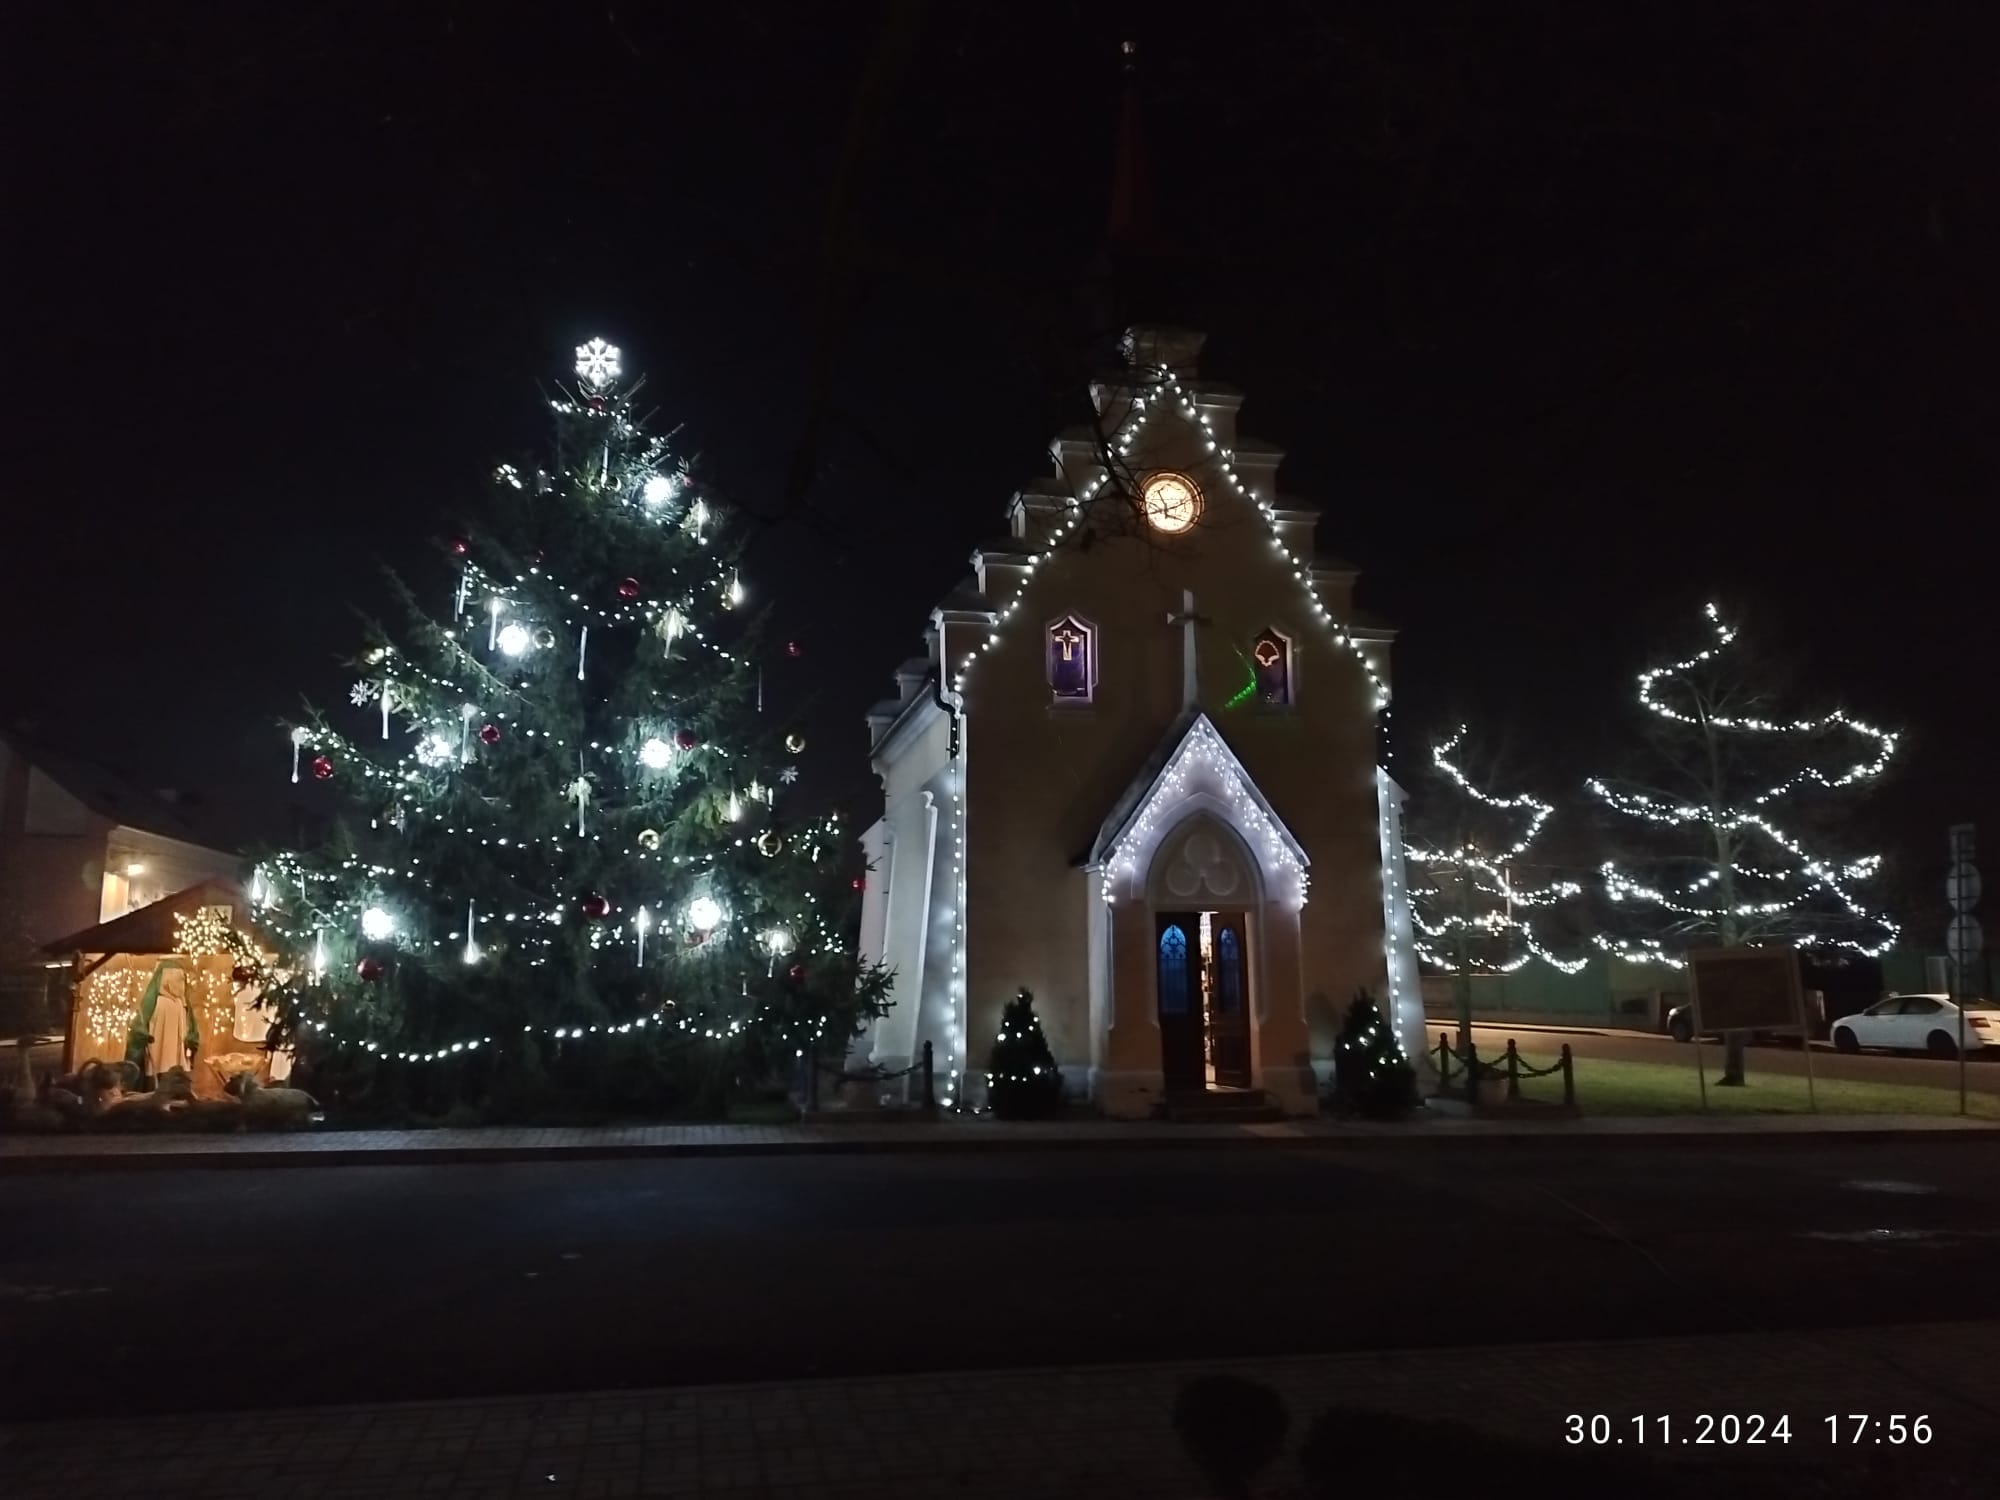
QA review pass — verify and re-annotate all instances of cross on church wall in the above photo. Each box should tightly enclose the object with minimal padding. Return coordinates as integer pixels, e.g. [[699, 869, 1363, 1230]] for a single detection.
[[1166, 588, 1209, 711]]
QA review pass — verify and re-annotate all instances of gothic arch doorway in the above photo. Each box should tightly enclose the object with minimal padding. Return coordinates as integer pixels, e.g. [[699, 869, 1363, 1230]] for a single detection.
[[1149, 818, 1256, 1092]]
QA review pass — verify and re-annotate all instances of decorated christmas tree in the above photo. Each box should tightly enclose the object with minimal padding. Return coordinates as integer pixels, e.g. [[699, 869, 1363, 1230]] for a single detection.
[[1329, 991, 1416, 1118], [985, 988, 1064, 1119], [250, 337, 887, 1115]]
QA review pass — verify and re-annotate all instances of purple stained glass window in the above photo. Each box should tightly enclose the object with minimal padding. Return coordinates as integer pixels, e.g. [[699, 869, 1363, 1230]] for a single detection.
[[1047, 616, 1094, 700], [1253, 630, 1291, 705]]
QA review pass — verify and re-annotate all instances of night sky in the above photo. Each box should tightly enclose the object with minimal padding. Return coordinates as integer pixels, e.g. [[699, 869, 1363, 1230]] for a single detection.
[[11, 3, 1995, 939]]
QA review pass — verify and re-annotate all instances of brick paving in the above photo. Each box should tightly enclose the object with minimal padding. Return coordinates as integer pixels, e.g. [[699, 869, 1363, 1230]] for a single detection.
[[3, 1321, 1998, 1498], [1, 1108, 1995, 1171]]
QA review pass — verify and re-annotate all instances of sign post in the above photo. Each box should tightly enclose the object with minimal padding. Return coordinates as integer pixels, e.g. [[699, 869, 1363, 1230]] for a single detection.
[[1797, 983, 1817, 1113], [1687, 947, 1804, 1107], [1947, 825, 1979, 1118]]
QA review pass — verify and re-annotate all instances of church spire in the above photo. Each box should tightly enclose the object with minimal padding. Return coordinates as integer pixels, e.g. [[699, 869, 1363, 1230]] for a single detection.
[[1106, 39, 1151, 252], [1090, 38, 1188, 353]]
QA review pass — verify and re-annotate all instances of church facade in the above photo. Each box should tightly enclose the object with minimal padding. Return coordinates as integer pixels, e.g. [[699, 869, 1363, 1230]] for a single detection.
[[855, 327, 1423, 1117]]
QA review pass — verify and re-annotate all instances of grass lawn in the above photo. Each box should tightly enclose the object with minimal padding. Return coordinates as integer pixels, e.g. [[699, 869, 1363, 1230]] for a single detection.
[[1510, 1051, 2000, 1119]]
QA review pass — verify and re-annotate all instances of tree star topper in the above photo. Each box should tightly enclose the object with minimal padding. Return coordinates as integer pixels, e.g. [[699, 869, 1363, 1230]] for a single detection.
[[575, 337, 622, 391]]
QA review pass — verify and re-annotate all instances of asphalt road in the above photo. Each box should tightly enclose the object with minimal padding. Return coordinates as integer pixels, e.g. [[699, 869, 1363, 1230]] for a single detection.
[[1457, 1022, 2000, 1096], [6, 1140, 2000, 1423]]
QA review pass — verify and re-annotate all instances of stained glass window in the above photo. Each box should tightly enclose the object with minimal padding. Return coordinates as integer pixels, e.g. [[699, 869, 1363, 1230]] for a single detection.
[[1158, 924, 1190, 1014], [1215, 928, 1242, 1013], [1253, 629, 1291, 705], [1047, 615, 1095, 700]]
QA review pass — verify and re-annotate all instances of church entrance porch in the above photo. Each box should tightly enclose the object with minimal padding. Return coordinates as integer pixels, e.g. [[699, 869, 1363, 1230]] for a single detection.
[[1154, 910, 1251, 1091], [1087, 731, 1320, 1120]]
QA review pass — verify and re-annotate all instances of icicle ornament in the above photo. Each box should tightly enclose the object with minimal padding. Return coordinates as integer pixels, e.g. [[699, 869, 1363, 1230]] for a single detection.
[[657, 605, 684, 658]]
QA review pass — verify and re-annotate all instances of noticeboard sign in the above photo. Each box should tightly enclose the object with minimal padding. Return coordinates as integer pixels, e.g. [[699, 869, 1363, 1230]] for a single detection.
[[1688, 947, 1805, 1033]]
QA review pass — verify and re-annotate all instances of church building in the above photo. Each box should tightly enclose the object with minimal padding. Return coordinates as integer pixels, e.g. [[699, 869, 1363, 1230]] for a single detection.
[[855, 325, 1424, 1117]]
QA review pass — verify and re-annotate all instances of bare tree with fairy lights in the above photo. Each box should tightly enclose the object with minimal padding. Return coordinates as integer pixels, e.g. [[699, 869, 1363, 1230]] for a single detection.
[[1406, 727, 1587, 1047], [1588, 604, 1899, 1085]]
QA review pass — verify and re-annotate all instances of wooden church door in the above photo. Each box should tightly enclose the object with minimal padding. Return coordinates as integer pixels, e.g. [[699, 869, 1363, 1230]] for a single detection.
[[1155, 914, 1205, 1091], [1208, 914, 1252, 1088]]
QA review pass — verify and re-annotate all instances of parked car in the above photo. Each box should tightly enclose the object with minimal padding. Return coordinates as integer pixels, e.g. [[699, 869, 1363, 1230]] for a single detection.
[[1829, 994, 1997, 1058], [1665, 990, 1825, 1045]]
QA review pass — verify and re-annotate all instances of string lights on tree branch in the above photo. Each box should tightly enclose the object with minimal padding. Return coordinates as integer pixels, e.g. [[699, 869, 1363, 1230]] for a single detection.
[[1587, 603, 1899, 965]]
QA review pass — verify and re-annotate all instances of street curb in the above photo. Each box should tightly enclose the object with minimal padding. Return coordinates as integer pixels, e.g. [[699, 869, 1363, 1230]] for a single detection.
[[1, 1118, 1995, 1171]]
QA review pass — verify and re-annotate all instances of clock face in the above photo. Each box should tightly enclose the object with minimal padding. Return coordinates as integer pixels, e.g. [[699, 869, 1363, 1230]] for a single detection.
[[1141, 472, 1201, 534]]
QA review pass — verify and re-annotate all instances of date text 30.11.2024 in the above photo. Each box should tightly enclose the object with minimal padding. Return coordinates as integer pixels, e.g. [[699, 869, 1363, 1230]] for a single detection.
[[1566, 1414, 1935, 1446]]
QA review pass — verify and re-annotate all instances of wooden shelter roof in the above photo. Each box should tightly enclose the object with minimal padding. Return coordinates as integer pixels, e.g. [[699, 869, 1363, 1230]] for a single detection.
[[40, 879, 267, 959]]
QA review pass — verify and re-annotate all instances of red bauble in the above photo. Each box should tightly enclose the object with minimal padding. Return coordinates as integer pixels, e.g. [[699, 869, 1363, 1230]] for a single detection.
[[479, 723, 502, 745], [787, 963, 806, 984], [356, 957, 385, 983], [580, 893, 610, 921], [674, 728, 700, 751], [311, 755, 334, 781], [230, 964, 255, 986], [851, 876, 866, 891], [786, 640, 803, 658], [617, 577, 641, 600], [588, 395, 606, 413], [449, 537, 469, 556]]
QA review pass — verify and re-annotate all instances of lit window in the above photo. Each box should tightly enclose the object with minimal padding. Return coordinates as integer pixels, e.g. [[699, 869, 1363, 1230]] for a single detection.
[[1046, 615, 1096, 701], [1252, 629, 1293, 705], [1158, 923, 1191, 1014]]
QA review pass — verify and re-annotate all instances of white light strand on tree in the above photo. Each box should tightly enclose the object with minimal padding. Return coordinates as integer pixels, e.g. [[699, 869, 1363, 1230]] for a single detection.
[[1587, 603, 1899, 964], [262, 337, 869, 1075], [1406, 727, 1587, 975]]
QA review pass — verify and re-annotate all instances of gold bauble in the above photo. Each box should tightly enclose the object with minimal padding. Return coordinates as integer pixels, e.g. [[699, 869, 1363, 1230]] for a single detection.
[[637, 828, 661, 850]]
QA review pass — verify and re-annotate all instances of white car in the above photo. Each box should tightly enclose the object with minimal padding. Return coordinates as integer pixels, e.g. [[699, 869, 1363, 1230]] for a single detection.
[[1830, 994, 1998, 1058]]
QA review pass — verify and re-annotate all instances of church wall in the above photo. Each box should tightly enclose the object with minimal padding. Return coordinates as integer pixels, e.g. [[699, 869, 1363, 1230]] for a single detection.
[[961, 437, 1390, 1089], [862, 705, 954, 1086]]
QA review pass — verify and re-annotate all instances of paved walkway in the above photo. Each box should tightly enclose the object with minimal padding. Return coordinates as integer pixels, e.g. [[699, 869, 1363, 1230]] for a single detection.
[[2, 1107, 1995, 1170], [3, 1320, 1997, 1497]]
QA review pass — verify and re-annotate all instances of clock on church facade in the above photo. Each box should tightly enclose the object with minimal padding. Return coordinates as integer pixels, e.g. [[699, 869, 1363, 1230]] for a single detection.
[[854, 327, 1424, 1117]]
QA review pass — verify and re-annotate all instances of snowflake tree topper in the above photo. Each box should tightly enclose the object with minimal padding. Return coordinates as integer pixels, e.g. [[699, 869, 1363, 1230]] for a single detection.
[[575, 337, 622, 392]]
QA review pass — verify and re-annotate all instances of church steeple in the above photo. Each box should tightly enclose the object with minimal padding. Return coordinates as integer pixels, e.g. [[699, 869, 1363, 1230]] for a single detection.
[[1089, 38, 1180, 346], [1106, 39, 1151, 253]]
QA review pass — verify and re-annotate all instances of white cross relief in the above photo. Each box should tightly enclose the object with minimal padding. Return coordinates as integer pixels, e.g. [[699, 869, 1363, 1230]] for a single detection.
[[1166, 589, 1209, 710]]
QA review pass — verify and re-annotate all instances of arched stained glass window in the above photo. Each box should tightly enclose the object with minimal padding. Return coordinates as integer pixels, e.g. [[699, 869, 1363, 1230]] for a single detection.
[[1215, 928, 1242, 1014], [1252, 629, 1292, 706], [1158, 923, 1190, 1014], [1047, 615, 1096, 701]]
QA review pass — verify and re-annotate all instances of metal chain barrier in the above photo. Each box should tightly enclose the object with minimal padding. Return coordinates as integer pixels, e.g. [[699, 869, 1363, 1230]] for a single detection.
[[1434, 1031, 1577, 1109]]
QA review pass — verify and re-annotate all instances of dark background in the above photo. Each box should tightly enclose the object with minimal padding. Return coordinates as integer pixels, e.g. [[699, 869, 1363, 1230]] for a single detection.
[[8, 1, 1994, 944]]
